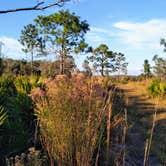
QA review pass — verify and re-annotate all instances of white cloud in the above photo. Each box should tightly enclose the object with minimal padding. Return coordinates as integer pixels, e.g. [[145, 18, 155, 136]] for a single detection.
[[86, 32, 105, 43], [85, 19, 166, 75], [90, 27, 113, 35], [86, 19, 166, 50], [113, 19, 166, 49], [0, 36, 24, 59], [86, 26, 115, 44]]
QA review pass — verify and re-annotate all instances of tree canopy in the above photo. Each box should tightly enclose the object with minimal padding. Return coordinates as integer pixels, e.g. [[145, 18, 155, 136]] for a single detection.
[[114, 53, 128, 76], [33, 10, 89, 74], [19, 24, 46, 74], [160, 38, 166, 52], [88, 44, 116, 76], [143, 59, 151, 78], [153, 55, 166, 80]]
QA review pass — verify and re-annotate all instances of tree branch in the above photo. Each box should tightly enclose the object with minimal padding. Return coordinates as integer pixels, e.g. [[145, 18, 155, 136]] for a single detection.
[[0, 0, 70, 14]]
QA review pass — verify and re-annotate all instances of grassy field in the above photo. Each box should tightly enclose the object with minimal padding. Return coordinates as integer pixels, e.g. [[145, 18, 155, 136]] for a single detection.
[[118, 81, 166, 165]]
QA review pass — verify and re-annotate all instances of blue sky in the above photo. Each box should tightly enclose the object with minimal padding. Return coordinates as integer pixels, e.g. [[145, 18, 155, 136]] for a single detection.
[[0, 0, 166, 75]]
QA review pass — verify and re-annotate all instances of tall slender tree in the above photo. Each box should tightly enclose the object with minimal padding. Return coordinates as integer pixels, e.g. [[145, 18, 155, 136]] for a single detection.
[[153, 55, 166, 80], [88, 44, 115, 76], [160, 38, 166, 52], [115, 53, 128, 76], [34, 10, 89, 74], [19, 24, 46, 75], [143, 59, 151, 78]]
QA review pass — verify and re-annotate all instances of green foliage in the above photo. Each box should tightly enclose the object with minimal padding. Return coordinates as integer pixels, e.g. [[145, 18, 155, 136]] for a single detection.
[[152, 55, 166, 80], [19, 24, 46, 75], [1, 58, 77, 77], [114, 53, 128, 75], [15, 76, 44, 94], [3, 93, 34, 152], [0, 76, 16, 105], [160, 38, 166, 52], [147, 79, 166, 97], [20, 24, 45, 55], [2, 59, 31, 76], [0, 106, 7, 126], [15, 77, 32, 94], [153, 38, 166, 80], [143, 59, 152, 78], [34, 10, 89, 74], [0, 75, 35, 156], [30, 76, 44, 89], [88, 44, 116, 76]]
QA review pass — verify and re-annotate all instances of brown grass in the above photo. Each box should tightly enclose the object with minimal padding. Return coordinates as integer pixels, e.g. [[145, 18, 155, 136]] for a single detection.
[[118, 80, 166, 164], [118, 80, 166, 113]]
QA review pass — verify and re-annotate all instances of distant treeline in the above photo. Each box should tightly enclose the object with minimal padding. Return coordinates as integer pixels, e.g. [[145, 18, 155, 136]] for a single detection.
[[0, 58, 76, 77]]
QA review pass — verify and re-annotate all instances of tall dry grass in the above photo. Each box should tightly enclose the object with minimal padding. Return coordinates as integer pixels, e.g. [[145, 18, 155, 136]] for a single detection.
[[31, 74, 107, 166]]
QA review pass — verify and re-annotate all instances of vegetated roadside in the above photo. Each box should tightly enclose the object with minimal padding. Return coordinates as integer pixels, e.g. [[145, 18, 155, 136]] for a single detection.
[[118, 80, 166, 165]]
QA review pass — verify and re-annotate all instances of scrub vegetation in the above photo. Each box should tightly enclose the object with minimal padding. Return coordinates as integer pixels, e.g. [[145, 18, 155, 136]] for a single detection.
[[0, 8, 165, 166]]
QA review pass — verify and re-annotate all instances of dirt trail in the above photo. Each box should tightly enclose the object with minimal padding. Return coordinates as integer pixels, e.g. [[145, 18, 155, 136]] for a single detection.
[[118, 82, 166, 165]]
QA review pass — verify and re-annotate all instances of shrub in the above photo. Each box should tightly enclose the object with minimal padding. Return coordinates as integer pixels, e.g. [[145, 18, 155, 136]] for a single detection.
[[15, 76, 32, 94], [0, 76, 16, 101], [0, 75, 35, 157], [147, 79, 166, 97], [31, 74, 106, 166], [15, 76, 44, 94]]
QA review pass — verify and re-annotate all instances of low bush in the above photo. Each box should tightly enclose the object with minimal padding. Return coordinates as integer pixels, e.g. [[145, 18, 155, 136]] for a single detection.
[[15, 76, 44, 94], [147, 79, 166, 97], [31, 74, 106, 166], [0, 75, 37, 158]]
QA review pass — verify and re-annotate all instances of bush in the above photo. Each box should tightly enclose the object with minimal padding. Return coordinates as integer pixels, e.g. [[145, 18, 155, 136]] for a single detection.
[[147, 79, 166, 97], [0, 75, 35, 157], [31, 74, 106, 166], [15, 76, 32, 94], [0, 76, 16, 101], [15, 76, 44, 94]]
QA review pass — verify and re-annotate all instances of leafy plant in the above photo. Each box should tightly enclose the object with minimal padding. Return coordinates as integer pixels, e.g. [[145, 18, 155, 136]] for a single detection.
[[0, 106, 7, 126], [0, 75, 35, 157], [15, 76, 44, 94], [147, 79, 166, 97], [15, 76, 32, 94]]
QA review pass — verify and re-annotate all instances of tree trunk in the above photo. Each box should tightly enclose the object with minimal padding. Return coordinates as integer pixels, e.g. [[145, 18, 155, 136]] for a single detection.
[[60, 42, 66, 75], [101, 66, 104, 77], [60, 55, 64, 75], [31, 52, 34, 75]]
